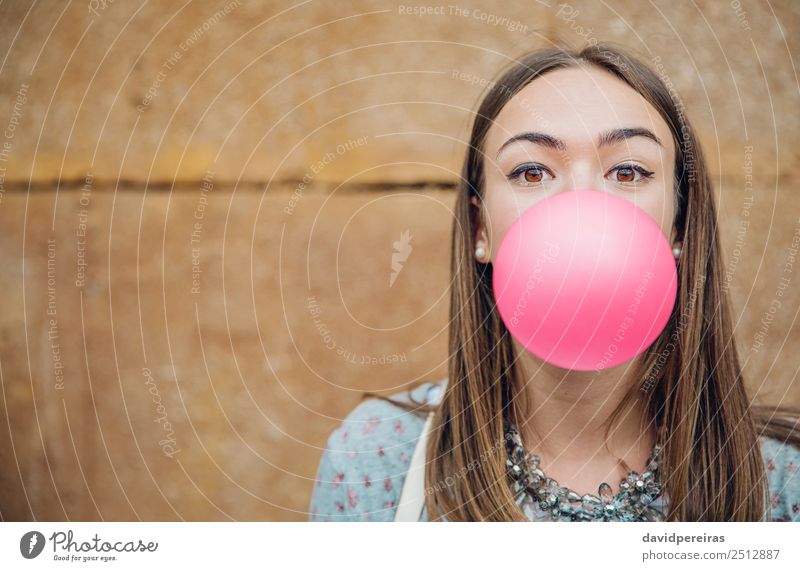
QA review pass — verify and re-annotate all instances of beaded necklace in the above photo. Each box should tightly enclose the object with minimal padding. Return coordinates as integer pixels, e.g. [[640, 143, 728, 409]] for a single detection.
[[504, 422, 666, 521]]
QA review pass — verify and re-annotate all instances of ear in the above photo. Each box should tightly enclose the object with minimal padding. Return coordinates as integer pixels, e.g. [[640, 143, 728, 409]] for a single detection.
[[470, 195, 488, 247], [669, 226, 682, 250]]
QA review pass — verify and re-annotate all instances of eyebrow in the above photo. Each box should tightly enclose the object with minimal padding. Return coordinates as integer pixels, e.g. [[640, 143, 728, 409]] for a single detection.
[[495, 127, 663, 159]]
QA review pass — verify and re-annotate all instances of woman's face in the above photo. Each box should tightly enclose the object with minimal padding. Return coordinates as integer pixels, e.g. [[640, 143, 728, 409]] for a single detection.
[[473, 65, 679, 259]]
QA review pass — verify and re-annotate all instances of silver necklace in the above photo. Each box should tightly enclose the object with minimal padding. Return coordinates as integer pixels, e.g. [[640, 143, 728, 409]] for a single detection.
[[504, 422, 666, 521]]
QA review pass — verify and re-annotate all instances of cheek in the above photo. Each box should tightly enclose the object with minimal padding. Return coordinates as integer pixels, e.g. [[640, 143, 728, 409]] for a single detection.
[[628, 188, 675, 240], [483, 193, 541, 260]]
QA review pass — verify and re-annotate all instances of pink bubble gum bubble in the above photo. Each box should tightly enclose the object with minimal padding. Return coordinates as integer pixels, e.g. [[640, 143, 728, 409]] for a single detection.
[[492, 189, 678, 371]]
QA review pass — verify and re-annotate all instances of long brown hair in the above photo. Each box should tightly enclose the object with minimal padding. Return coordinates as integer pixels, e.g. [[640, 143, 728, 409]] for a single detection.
[[366, 43, 800, 521]]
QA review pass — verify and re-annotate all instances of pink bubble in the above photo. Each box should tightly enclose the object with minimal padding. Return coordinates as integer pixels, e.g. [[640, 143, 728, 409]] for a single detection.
[[492, 189, 678, 371]]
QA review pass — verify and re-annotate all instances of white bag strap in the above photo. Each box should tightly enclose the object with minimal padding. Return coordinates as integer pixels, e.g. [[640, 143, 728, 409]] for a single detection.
[[394, 410, 435, 521]]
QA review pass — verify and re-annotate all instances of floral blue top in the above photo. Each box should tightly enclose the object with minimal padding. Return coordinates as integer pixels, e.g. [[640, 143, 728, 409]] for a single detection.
[[309, 380, 800, 522]]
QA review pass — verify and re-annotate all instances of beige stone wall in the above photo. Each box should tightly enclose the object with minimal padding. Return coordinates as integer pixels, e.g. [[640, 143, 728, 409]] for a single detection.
[[0, 0, 797, 521]]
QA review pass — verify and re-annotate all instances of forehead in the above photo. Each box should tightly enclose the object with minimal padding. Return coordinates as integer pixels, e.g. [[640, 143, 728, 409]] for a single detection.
[[486, 65, 674, 153]]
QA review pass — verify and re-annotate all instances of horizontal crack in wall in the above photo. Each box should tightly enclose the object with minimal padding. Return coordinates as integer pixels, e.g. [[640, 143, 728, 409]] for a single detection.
[[2, 178, 459, 193]]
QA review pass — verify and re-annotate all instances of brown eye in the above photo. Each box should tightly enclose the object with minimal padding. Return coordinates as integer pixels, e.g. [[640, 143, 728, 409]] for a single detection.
[[507, 163, 554, 187], [524, 167, 544, 183], [607, 163, 654, 185], [615, 166, 635, 182]]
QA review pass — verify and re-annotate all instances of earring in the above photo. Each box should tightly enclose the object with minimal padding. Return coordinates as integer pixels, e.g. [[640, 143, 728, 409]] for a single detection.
[[672, 246, 681, 258], [475, 245, 486, 261]]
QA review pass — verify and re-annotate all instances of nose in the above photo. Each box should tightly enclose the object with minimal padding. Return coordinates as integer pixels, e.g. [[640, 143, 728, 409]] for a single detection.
[[555, 163, 604, 193]]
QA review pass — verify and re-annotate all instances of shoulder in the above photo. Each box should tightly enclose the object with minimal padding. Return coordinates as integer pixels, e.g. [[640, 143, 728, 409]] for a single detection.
[[759, 435, 800, 521], [308, 378, 446, 521]]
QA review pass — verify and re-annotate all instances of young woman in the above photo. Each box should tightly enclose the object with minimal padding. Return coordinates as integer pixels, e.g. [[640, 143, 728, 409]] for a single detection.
[[309, 44, 800, 522]]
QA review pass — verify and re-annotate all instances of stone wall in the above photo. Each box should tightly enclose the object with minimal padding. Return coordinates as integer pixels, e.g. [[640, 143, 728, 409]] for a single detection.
[[0, 0, 797, 521]]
